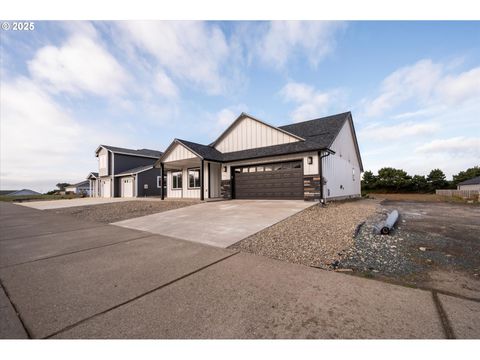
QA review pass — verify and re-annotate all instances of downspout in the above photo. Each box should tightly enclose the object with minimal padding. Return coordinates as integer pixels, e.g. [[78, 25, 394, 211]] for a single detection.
[[318, 149, 334, 204], [111, 151, 115, 198], [200, 159, 205, 201], [160, 163, 165, 200], [207, 162, 211, 199]]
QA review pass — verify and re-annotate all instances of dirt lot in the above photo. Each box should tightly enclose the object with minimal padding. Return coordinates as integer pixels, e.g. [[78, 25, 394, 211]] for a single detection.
[[341, 199, 480, 299], [230, 199, 378, 268], [46, 199, 200, 223], [231, 195, 480, 300], [368, 193, 478, 204]]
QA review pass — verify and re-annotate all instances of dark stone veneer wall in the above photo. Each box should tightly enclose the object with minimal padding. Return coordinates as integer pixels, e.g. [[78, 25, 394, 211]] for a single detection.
[[303, 175, 321, 201], [221, 180, 232, 199]]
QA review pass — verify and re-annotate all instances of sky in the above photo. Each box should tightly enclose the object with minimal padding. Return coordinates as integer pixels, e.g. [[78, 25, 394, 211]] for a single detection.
[[1, 21, 479, 192]]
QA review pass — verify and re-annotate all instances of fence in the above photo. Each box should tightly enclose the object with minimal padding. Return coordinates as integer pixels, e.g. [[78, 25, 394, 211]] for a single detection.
[[436, 189, 479, 199]]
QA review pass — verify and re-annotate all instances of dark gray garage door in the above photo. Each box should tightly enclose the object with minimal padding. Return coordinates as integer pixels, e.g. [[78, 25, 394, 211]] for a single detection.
[[233, 160, 304, 200]]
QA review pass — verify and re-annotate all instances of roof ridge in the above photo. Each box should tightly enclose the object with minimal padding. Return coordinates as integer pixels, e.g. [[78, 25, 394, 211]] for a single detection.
[[278, 111, 351, 129]]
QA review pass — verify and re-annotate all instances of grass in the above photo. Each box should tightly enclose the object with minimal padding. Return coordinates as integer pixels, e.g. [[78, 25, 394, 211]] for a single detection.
[[0, 194, 82, 202], [367, 193, 478, 204]]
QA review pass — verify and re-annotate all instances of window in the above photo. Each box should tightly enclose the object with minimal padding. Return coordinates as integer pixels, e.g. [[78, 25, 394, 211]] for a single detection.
[[242, 168, 248, 173], [172, 171, 182, 189], [235, 168, 241, 173], [99, 154, 107, 168], [157, 176, 161, 188], [264, 165, 273, 172], [188, 168, 201, 188], [256, 166, 264, 172]]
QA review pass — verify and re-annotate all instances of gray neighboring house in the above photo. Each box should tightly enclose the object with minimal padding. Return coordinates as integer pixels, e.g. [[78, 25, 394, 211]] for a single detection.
[[156, 111, 363, 202], [65, 180, 91, 196], [94, 145, 163, 198], [1, 189, 41, 196], [457, 176, 480, 191]]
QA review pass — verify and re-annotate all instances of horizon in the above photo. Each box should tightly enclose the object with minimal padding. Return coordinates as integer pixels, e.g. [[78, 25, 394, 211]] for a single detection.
[[1, 21, 479, 192]]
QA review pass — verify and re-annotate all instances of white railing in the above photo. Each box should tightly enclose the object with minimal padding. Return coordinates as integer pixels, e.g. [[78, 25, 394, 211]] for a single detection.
[[436, 189, 479, 199]]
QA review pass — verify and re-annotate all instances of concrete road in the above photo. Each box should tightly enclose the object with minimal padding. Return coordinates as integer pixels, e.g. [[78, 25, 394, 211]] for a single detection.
[[113, 200, 315, 247], [1, 202, 478, 339]]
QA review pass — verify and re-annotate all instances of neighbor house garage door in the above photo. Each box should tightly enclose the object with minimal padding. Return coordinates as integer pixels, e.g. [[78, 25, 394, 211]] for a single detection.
[[101, 179, 111, 198], [233, 160, 304, 200], [121, 177, 134, 197]]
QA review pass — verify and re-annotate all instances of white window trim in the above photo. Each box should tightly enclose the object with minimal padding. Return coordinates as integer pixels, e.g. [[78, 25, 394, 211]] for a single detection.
[[157, 176, 161, 188], [172, 171, 182, 190], [188, 168, 201, 189]]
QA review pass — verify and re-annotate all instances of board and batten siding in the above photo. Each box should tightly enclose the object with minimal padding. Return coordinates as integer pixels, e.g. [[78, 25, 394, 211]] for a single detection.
[[215, 116, 300, 153], [209, 162, 222, 198], [163, 143, 197, 163], [322, 120, 361, 199], [166, 162, 219, 199], [221, 152, 319, 181], [98, 147, 109, 177], [166, 168, 200, 198]]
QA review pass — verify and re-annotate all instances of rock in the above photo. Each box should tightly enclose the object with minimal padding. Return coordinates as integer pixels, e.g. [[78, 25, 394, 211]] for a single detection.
[[419, 247, 427, 252]]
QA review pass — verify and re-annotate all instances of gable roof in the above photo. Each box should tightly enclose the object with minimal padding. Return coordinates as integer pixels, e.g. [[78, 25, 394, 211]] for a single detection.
[[210, 112, 305, 148], [67, 180, 90, 188], [458, 176, 480, 186], [95, 145, 163, 159], [115, 165, 155, 177], [87, 172, 99, 179], [157, 112, 363, 169], [6, 189, 41, 196]]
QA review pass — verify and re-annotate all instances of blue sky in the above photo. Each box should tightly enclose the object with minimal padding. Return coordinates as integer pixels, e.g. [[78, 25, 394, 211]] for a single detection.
[[1, 21, 479, 192]]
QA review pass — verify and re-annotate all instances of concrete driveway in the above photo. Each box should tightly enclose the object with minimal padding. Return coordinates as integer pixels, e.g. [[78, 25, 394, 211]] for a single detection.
[[18, 197, 145, 210], [1, 202, 479, 339], [113, 200, 315, 247]]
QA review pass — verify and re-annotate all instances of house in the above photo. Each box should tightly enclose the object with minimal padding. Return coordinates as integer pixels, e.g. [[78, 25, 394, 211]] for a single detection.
[[94, 145, 163, 198], [1, 189, 41, 196], [65, 180, 91, 196], [87, 172, 100, 197], [457, 176, 480, 191], [155, 111, 363, 202]]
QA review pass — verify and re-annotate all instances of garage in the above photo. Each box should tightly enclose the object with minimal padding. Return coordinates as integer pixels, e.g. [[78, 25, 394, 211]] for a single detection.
[[120, 177, 134, 198], [233, 160, 304, 200], [101, 179, 111, 198]]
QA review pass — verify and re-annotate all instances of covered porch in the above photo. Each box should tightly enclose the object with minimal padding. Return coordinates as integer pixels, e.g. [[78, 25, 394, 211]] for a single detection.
[[158, 140, 222, 200]]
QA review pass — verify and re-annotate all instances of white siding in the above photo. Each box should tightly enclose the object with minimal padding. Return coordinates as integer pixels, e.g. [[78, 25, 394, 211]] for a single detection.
[[166, 168, 201, 199], [215, 116, 300, 153], [209, 162, 221, 198], [221, 152, 319, 180], [458, 184, 480, 191], [322, 120, 361, 199], [163, 143, 197, 163], [98, 148, 109, 177]]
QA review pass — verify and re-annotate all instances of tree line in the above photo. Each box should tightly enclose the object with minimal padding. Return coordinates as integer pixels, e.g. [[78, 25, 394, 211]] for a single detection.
[[362, 166, 480, 193]]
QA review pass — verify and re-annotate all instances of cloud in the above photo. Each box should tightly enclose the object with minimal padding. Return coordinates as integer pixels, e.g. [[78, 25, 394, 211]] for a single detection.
[[255, 21, 344, 69], [416, 137, 480, 156], [117, 21, 231, 95], [28, 30, 129, 97], [154, 70, 179, 98], [363, 59, 480, 117], [280, 82, 342, 122], [0, 77, 127, 192], [359, 122, 439, 141]]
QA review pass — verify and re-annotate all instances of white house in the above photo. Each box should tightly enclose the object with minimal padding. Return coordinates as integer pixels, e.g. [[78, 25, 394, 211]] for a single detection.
[[457, 176, 480, 191], [156, 111, 363, 202]]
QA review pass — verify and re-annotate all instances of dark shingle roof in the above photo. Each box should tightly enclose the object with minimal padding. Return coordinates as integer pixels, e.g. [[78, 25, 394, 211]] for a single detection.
[[100, 145, 163, 158], [176, 139, 224, 162], [115, 164, 154, 177], [458, 176, 480, 186], [159, 112, 357, 165]]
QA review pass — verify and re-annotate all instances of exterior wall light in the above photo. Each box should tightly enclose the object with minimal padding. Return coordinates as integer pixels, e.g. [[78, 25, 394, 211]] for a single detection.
[[307, 156, 313, 165], [223, 166, 227, 172]]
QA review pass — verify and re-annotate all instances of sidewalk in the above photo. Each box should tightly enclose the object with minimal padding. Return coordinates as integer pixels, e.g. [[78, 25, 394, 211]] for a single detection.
[[1, 202, 478, 339]]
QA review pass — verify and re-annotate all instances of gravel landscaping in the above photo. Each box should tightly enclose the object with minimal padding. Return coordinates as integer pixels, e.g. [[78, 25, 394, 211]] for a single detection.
[[47, 199, 200, 223], [229, 199, 379, 268]]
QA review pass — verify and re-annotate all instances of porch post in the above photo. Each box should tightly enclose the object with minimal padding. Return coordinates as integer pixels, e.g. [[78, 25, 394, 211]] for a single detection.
[[161, 162, 165, 200], [200, 159, 205, 201], [89, 179, 92, 197]]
